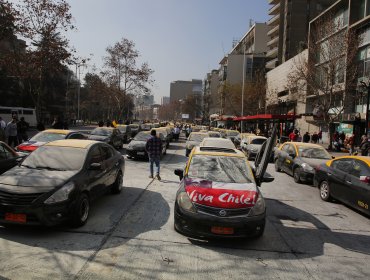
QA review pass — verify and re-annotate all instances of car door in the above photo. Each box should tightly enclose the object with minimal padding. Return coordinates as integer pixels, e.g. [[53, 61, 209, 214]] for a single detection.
[[100, 144, 117, 187], [86, 145, 106, 199], [345, 159, 370, 214], [329, 159, 354, 200], [0, 143, 18, 174], [283, 144, 296, 175]]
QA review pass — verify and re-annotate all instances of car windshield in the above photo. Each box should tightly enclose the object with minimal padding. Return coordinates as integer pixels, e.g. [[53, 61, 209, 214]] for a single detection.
[[141, 124, 152, 130], [134, 132, 151, 141], [30, 131, 67, 142], [188, 155, 254, 184], [21, 146, 87, 171], [91, 128, 112, 136], [298, 146, 331, 159], [118, 126, 127, 133], [189, 134, 207, 142], [251, 138, 266, 145], [227, 131, 239, 136]]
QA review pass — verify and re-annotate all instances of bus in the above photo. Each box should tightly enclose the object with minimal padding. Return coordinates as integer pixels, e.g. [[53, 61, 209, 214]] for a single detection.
[[0, 106, 37, 127]]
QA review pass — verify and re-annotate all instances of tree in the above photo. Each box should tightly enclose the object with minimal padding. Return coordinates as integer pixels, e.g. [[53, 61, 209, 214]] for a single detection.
[[2, 0, 75, 121], [102, 38, 154, 120], [287, 12, 360, 148]]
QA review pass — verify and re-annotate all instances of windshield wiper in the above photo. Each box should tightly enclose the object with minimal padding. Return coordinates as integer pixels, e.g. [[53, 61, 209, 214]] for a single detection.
[[21, 164, 36, 169], [36, 166, 67, 171]]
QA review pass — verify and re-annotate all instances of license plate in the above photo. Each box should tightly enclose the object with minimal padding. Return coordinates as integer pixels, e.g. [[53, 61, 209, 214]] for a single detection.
[[211, 226, 234, 235], [5, 213, 27, 223], [137, 152, 145, 155]]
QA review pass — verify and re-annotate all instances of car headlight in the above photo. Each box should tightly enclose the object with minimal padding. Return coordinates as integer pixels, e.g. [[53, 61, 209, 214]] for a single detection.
[[186, 144, 194, 150], [301, 163, 314, 172], [44, 182, 75, 204], [249, 194, 265, 216], [177, 192, 196, 213]]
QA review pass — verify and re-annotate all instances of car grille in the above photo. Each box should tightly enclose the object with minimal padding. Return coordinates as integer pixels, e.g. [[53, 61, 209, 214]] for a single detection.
[[0, 190, 44, 206], [194, 203, 251, 217]]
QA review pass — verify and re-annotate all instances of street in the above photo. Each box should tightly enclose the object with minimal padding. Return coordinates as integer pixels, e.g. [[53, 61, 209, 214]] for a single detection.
[[1, 135, 370, 280]]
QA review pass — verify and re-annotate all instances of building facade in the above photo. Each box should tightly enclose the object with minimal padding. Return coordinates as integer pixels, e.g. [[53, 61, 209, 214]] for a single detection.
[[169, 79, 202, 103]]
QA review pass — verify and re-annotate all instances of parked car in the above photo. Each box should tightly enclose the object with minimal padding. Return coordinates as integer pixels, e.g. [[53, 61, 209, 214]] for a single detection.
[[0, 140, 125, 227], [0, 141, 27, 174], [199, 138, 236, 150], [126, 131, 167, 159], [314, 156, 370, 216], [140, 123, 153, 131], [185, 132, 209, 157], [274, 142, 332, 183], [224, 130, 240, 144], [129, 124, 140, 137], [116, 125, 131, 143], [243, 136, 267, 160], [88, 127, 123, 149], [16, 129, 87, 154], [173, 131, 276, 239]]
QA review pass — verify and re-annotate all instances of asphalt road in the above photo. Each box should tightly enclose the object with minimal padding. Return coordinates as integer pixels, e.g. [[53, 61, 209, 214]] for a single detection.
[[1, 133, 370, 279]]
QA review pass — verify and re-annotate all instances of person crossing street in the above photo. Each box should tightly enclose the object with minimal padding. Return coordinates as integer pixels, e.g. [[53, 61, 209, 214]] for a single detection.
[[145, 129, 163, 180]]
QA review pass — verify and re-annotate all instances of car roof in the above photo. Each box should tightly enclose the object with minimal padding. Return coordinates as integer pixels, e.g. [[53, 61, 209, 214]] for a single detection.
[[193, 146, 245, 158], [329, 155, 370, 165], [288, 142, 324, 148], [117, 124, 127, 127], [45, 139, 98, 149], [200, 137, 236, 149], [43, 129, 73, 135], [189, 132, 208, 135], [248, 135, 267, 139]]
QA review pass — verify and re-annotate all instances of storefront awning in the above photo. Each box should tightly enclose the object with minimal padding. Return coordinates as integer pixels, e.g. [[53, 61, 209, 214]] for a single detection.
[[233, 114, 300, 121]]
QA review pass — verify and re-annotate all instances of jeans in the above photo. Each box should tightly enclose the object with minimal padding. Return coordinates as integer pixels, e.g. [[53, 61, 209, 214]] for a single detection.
[[149, 157, 160, 176]]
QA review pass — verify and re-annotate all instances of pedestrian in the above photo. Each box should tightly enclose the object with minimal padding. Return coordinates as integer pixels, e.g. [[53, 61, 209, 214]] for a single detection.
[[360, 135, 370, 156], [17, 117, 29, 143], [0, 117, 6, 130], [52, 117, 64, 129], [318, 130, 323, 144], [6, 116, 18, 147], [348, 134, 355, 155], [303, 132, 310, 143], [312, 132, 319, 144], [98, 121, 104, 127], [145, 130, 163, 180], [289, 129, 298, 142], [174, 126, 180, 141]]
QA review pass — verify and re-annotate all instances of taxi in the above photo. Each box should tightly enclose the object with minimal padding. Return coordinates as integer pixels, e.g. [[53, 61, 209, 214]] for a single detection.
[[174, 129, 277, 239], [185, 132, 209, 157], [16, 129, 86, 153], [314, 156, 370, 216], [0, 140, 125, 227], [274, 142, 332, 183]]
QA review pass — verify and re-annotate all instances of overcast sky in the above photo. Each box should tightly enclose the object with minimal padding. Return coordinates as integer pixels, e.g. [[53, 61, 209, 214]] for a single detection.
[[67, 0, 269, 103]]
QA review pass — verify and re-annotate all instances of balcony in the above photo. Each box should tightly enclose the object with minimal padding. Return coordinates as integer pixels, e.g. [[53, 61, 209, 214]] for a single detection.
[[266, 58, 279, 69], [268, 25, 279, 37], [269, 2, 280, 15], [266, 47, 278, 58], [268, 14, 280, 27], [267, 36, 279, 47]]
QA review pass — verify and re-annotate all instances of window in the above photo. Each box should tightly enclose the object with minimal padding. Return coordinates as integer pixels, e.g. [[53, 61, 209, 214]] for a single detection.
[[282, 144, 290, 153], [332, 159, 353, 173], [101, 145, 114, 160], [0, 145, 14, 159], [351, 160, 370, 178], [88, 146, 103, 164], [68, 133, 85, 139]]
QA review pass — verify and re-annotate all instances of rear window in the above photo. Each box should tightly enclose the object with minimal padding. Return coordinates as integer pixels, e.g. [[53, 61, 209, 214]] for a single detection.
[[250, 138, 266, 145], [31, 131, 66, 142], [188, 155, 254, 184], [189, 134, 208, 142]]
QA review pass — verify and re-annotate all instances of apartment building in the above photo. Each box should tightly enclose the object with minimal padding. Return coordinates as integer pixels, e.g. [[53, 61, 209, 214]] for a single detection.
[[203, 69, 220, 116], [169, 79, 202, 103], [266, 0, 336, 69], [218, 23, 269, 115]]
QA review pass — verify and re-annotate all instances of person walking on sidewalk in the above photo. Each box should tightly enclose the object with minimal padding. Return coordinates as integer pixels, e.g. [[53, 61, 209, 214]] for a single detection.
[[145, 129, 163, 180], [6, 116, 18, 147]]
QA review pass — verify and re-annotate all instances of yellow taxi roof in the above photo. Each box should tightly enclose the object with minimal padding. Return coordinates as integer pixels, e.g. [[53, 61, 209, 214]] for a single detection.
[[327, 155, 370, 166], [116, 124, 127, 127], [290, 142, 324, 148], [44, 129, 72, 135], [45, 139, 97, 149], [192, 146, 245, 158]]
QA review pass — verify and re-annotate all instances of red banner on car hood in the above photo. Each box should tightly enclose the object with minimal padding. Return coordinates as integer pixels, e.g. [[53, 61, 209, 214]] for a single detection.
[[185, 185, 258, 209]]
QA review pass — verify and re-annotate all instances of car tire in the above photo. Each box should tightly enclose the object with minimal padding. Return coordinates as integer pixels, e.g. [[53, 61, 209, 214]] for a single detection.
[[293, 167, 302, 183], [111, 171, 123, 194], [319, 180, 331, 201], [70, 193, 90, 228], [274, 160, 281, 172]]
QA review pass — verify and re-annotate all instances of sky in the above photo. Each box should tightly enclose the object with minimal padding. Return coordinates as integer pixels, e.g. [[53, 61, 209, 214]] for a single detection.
[[66, 0, 270, 103]]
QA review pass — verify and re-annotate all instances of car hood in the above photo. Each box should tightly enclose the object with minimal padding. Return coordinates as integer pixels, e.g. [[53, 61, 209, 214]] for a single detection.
[[184, 177, 258, 209], [299, 158, 329, 168], [128, 140, 146, 149], [88, 135, 109, 141], [0, 167, 77, 193]]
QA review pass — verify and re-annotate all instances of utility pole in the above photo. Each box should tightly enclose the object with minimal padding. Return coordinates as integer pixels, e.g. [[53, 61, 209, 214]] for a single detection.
[[241, 42, 246, 133]]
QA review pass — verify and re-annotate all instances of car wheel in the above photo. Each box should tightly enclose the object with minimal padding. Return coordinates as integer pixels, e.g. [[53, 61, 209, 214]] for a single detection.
[[319, 180, 331, 201], [70, 193, 90, 228], [274, 160, 281, 172], [293, 167, 302, 183], [111, 171, 123, 194]]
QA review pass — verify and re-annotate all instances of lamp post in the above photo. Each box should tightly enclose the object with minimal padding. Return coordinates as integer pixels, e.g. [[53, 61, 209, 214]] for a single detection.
[[241, 43, 246, 133]]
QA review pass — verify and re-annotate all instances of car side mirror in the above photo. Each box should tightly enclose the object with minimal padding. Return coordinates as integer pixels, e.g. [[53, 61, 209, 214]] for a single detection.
[[89, 162, 102, 170], [262, 172, 274, 183], [174, 169, 184, 180]]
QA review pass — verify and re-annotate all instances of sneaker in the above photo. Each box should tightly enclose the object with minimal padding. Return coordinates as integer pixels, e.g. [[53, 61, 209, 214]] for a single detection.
[[149, 175, 153, 179], [156, 174, 161, 181]]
